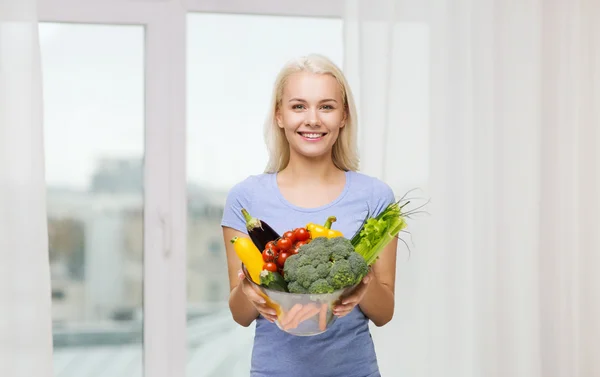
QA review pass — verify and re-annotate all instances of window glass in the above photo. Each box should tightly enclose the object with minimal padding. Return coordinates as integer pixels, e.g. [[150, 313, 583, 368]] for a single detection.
[[40, 22, 145, 377]]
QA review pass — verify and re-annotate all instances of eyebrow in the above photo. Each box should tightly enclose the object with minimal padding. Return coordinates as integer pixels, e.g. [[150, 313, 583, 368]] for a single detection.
[[289, 98, 338, 103]]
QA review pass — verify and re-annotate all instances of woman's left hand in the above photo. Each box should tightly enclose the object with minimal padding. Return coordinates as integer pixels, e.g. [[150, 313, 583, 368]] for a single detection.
[[332, 270, 373, 318]]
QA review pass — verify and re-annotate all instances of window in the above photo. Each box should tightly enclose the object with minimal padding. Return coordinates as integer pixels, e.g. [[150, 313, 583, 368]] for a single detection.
[[40, 22, 145, 376]]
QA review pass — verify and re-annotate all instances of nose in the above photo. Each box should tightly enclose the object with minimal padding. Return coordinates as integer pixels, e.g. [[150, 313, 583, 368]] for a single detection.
[[305, 108, 321, 127]]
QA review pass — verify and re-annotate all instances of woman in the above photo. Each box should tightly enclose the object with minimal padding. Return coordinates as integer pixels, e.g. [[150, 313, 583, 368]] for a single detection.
[[221, 54, 398, 377]]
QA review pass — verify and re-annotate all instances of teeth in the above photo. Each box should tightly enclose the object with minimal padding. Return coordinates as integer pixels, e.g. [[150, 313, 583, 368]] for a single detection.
[[301, 133, 323, 139]]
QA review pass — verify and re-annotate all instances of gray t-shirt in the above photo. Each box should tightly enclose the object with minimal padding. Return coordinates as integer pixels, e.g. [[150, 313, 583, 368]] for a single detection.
[[221, 170, 395, 377]]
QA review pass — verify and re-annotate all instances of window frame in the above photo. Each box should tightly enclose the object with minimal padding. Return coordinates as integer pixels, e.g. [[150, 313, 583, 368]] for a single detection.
[[39, 2, 187, 377], [38, 1, 343, 376], [183, 0, 344, 18]]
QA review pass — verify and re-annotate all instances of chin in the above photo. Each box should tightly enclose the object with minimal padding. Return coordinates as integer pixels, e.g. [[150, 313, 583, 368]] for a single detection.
[[291, 145, 331, 159]]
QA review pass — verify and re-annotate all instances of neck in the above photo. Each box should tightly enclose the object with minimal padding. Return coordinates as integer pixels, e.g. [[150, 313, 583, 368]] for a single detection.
[[280, 151, 343, 184]]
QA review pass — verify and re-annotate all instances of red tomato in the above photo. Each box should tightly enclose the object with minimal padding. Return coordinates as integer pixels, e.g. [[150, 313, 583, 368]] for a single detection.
[[290, 241, 305, 254], [262, 248, 276, 263], [276, 237, 292, 251], [294, 228, 310, 242], [265, 241, 279, 252], [283, 231, 296, 243], [277, 251, 291, 268], [263, 262, 278, 272]]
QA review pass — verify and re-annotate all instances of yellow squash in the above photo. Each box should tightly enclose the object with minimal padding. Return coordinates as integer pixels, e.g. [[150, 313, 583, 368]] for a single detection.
[[230, 236, 263, 284]]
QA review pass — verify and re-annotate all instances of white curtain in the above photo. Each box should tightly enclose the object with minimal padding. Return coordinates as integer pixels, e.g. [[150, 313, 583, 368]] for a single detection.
[[0, 0, 54, 376], [344, 1, 600, 377]]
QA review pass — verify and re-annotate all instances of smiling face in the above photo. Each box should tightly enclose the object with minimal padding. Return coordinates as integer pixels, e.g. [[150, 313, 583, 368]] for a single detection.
[[276, 71, 347, 161]]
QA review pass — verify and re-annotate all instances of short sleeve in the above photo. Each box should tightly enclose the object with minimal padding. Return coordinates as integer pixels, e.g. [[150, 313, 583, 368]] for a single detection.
[[221, 179, 252, 234], [370, 179, 396, 218]]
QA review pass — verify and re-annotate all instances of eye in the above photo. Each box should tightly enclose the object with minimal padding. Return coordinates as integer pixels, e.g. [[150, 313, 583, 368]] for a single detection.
[[292, 104, 305, 110], [321, 104, 335, 110]]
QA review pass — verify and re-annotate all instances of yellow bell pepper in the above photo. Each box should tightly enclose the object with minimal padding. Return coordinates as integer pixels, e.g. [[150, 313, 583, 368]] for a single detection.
[[230, 236, 263, 284], [306, 216, 344, 239]]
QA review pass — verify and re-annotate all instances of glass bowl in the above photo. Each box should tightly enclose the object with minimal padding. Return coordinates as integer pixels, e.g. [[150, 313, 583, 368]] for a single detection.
[[241, 264, 358, 336]]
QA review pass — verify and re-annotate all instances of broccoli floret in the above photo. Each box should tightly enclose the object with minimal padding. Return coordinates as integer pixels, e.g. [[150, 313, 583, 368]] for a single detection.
[[283, 234, 368, 294], [308, 279, 335, 294], [348, 252, 369, 284], [316, 262, 332, 279], [327, 259, 355, 289], [282, 253, 302, 281], [329, 236, 353, 249], [288, 281, 308, 294], [309, 250, 329, 267], [295, 265, 317, 289], [330, 246, 351, 262], [307, 236, 330, 248]]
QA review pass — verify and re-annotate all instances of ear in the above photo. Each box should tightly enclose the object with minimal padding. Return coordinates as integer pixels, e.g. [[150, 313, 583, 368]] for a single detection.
[[340, 111, 347, 128], [276, 110, 284, 129]]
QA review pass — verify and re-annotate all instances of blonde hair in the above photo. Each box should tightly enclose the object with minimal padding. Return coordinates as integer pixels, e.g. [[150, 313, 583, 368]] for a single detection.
[[263, 54, 360, 173]]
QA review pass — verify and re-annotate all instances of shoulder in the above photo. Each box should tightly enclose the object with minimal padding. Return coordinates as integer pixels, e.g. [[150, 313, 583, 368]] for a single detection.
[[226, 173, 272, 199], [231, 173, 272, 190], [348, 171, 394, 198], [348, 171, 395, 216], [222, 173, 273, 233], [223, 173, 273, 213]]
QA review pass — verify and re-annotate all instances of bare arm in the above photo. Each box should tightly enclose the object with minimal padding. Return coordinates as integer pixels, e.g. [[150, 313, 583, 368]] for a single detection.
[[333, 238, 398, 327], [223, 226, 277, 327], [358, 238, 397, 326]]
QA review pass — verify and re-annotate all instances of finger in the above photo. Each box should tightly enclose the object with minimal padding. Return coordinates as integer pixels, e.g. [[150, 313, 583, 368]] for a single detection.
[[341, 295, 361, 306], [252, 301, 278, 323], [318, 303, 328, 331], [237, 269, 246, 280], [280, 304, 303, 328], [256, 303, 279, 321], [258, 312, 277, 323], [242, 284, 267, 305], [259, 311, 278, 322], [333, 303, 355, 313], [256, 303, 277, 317], [296, 305, 320, 324], [333, 307, 352, 317], [341, 283, 369, 305], [247, 288, 265, 303], [284, 304, 319, 331]]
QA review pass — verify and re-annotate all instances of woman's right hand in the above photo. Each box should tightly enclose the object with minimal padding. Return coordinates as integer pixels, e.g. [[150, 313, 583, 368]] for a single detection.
[[237, 269, 278, 323]]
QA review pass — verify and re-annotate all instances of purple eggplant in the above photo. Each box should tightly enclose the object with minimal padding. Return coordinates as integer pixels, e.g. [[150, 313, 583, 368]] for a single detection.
[[241, 208, 280, 251]]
